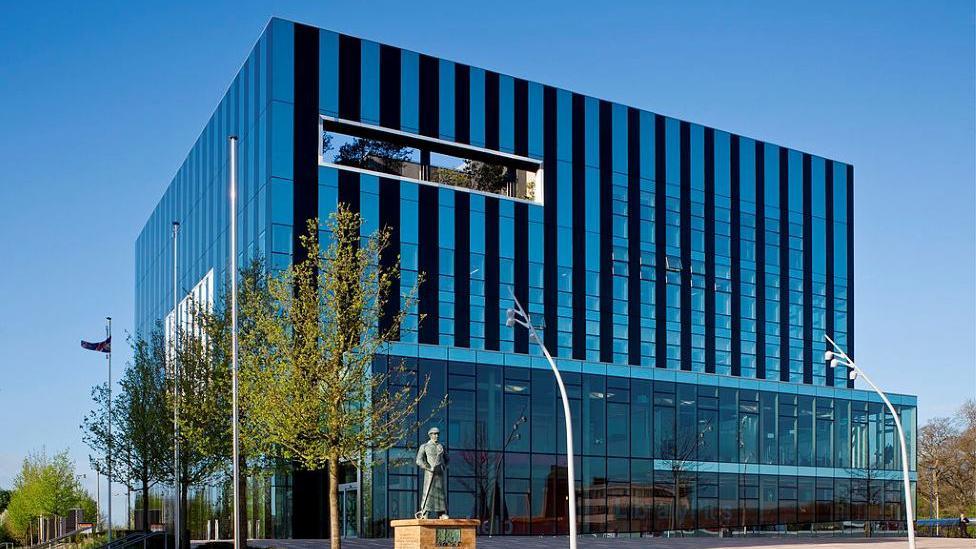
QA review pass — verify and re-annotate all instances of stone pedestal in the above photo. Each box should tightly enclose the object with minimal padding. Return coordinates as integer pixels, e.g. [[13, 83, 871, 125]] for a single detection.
[[390, 518, 479, 549]]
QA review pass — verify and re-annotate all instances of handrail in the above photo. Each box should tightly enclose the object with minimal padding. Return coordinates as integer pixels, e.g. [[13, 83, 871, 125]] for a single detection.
[[24, 526, 92, 549]]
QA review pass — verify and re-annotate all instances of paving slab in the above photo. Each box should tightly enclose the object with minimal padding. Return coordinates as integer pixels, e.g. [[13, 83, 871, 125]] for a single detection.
[[224, 536, 974, 549]]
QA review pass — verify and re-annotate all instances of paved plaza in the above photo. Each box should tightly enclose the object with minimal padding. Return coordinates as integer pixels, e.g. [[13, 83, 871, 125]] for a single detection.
[[231, 537, 973, 549]]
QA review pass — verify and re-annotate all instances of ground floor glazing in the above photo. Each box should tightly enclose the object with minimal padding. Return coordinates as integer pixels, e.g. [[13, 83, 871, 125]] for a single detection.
[[170, 351, 917, 539]]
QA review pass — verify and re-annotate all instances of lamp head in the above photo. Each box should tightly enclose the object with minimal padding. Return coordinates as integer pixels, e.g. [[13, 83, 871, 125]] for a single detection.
[[505, 309, 517, 327], [849, 370, 858, 381], [824, 350, 834, 362], [829, 358, 841, 369]]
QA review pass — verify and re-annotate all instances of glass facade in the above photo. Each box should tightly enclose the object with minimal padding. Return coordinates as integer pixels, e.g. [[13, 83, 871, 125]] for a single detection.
[[135, 18, 917, 539], [366, 353, 916, 537]]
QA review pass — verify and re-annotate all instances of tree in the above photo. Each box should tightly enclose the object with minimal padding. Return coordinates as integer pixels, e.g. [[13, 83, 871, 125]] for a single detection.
[[83, 330, 171, 532], [917, 400, 976, 519], [333, 138, 410, 176], [171, 299, 236, 549], [2, 450, 95, 544], [464, 161, 510, 194], [918, 416, 959, 520], [165, 261, 283, 549], [241, 206, 442, 548], [430, 160, 512, 195]]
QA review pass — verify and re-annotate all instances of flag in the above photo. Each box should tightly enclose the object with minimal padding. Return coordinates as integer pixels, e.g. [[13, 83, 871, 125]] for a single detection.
[[81, 336, 111, 353]]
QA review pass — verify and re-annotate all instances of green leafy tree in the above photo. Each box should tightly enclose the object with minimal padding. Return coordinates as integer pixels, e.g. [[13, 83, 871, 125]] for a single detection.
[[2, 450, 95, 544], [241, 206, 442, 549], [83, 331, 171, 532], [171, 300, 237, 549], [176, 261, 276, 549]]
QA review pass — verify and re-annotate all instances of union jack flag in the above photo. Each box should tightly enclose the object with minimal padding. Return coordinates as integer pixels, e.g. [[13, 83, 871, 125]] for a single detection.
[[81, 336, 111, 353]]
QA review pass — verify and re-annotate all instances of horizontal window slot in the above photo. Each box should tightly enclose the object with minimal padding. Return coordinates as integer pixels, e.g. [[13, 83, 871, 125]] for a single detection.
[[321, 117, 542, 203]]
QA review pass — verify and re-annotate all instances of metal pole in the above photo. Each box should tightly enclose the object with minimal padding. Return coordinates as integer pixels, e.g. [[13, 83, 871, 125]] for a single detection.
[[508, 296, 576, 549], [107, 317, 113, 543], [127, 450, 132, 530], [826, 335, 915, 549], [96, 470, 100, 534], [229, 136, 241, 549], [172, 221, 181, 549]]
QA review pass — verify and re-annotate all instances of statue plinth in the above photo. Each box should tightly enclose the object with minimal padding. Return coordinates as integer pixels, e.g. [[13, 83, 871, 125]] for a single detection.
[[390, 518, 479, 549]]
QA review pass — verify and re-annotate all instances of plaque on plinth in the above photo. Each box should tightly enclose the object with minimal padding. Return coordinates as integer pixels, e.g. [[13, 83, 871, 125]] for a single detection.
[[390, 518, 479, 549]]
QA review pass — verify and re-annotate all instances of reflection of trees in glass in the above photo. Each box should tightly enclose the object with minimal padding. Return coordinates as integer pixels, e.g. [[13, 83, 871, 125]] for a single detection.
[[431, 160, 511, 195], [660, 418, 711, 532], [334, 138, 410, 176], [321, 132, 333, 158], [453, 409, 526, 536], [464, 162, 510, 194], [323, 131, 527, 199]]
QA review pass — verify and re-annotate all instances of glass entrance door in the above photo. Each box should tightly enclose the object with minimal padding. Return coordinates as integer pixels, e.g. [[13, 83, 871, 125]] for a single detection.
[[338, 482, 359, 538]]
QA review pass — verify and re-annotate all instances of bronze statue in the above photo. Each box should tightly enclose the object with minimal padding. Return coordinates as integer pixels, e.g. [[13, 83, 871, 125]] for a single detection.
[[415, 426, 448, 519]]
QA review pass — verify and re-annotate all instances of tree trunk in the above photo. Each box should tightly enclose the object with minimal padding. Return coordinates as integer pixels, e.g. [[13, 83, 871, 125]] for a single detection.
[[934, 468, 940, 535], [141, 478, 150, 532], [671, 474, 678, 532], [180, 482, 190, 549], [329, 459, 341, 549], [237, 452, 248, 548]]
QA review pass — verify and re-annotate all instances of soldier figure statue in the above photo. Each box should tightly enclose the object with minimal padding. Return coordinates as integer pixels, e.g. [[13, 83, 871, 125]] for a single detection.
[[415, 426, 448, 519]]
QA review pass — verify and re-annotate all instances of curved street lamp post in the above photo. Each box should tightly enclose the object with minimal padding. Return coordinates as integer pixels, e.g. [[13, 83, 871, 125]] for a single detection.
[[824, 334, 915, 549], [506, 295, 577, 549]]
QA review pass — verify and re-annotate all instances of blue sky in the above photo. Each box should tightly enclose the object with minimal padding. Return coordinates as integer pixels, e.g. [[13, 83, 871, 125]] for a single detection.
[[0, 1, 972, 521]]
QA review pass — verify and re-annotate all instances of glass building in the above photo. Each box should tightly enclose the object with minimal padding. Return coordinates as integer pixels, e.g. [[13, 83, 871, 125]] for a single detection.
[[135, 18, 917, 539]]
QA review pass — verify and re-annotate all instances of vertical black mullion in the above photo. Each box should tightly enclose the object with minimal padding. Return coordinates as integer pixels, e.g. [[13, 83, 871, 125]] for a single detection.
[[338, 35, 361, 121], [846, 164, 855, 389], [543, 87, 558, 353], [418, 185, 439, 344], [730, 135, 741, 377], [455, 192, 471, 347], [454, 64, 471, 144], [483, 73, 501, 349], [825, 162, 835, 387], [571, 94, 586, 360], [679, 121, 692, 371], [704, 129, 716, 374], [379, 178, 401, 337], [654, 116, 667, 368], [514, 80, 530, 353], [485, 72, 500, 150], [514, 203, 529, 353], [599, 101, 613, 363], [378, 44, 401, 339], [293, 24, 320, 266], [485, 197, 501, 350], [415, 44, 439, 345], [419, 54, 439, 138], [626, 108, 641, 366], [802, 154, 813, 384], [379, 45, 401, 130], [337, 171, 360, 214], [779, 148, 790, 383], [514, 79, 529, 156], [337, 34, 361, 212], [755, 142, 766, 380], [290, 22, 320, 540]]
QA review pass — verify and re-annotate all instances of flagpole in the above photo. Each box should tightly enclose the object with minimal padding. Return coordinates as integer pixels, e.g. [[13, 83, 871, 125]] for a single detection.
[[106, 316, 113, 544], [228, 135, 241, 549], [172, 220, 181, 549]]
